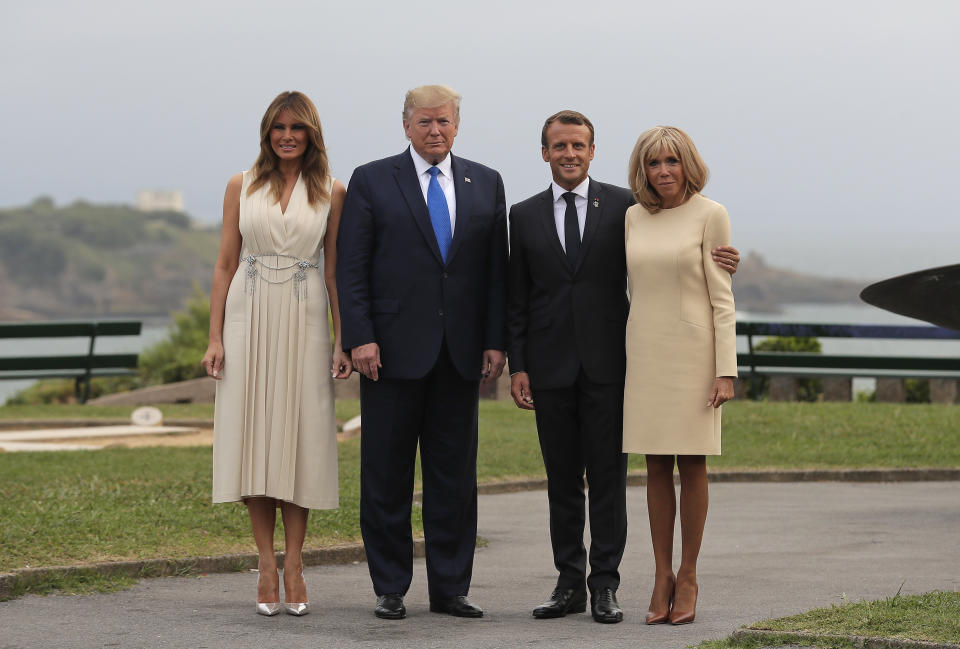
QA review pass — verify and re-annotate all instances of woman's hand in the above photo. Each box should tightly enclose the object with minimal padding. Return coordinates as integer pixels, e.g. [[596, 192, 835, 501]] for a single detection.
[[201, 342, 225, 380], [331, 347, 353, 380], [707, 377, 735, 408]]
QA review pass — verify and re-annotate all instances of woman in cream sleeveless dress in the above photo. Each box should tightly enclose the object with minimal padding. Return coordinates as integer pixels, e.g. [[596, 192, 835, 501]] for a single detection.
[[623, 127, 736, 626], [202, 92, 350, 616]]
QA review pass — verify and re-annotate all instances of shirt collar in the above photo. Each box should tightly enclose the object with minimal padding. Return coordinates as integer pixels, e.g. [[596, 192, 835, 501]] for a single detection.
[[551, 176, 590, 203], [410, 147, 453, 179]]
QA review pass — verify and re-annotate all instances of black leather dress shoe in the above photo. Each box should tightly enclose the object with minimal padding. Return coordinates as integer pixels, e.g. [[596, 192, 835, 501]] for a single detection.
[[532, 588, 588, 619], [374, 594, 406, 620], [429, 595, 484, 618], [590, 588, 623, 624]]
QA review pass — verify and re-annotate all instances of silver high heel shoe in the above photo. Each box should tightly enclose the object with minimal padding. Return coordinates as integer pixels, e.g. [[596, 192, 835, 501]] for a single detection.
[[283, 569, 310, 616], [257, 602, 282, 616], [283, 602, 310, 616], [256, 570, 281, 616]]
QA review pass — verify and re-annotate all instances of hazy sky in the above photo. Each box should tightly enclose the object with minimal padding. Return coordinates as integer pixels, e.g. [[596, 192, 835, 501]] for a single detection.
[[3, 0, 957, 279]]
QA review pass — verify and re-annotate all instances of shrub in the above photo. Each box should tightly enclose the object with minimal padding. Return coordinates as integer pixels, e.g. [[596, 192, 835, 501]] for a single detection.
[[905, 379, 930, 403], [137, 286, 210, 385]]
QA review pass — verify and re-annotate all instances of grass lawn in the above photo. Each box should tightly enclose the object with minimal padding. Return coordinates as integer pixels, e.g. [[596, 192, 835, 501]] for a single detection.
[[698, 590, 960, 647], [1, 400, 959, 598]]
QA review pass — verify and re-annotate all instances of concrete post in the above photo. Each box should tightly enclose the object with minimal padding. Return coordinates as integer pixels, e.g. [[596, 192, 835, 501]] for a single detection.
[[821, 377, 852, 402], [930, 379, 960, 405], [768, 376, 797, 401], [875, 378, 906, 403], [733, 377, 749, 400]]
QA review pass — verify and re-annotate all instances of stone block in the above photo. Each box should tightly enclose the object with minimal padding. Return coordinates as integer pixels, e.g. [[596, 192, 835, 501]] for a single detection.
[[734, 377, 749, 400], [821, 377, 852, 402], [88, 376, 216, 405], [930, 379, 960, 405], [875, 378, 906, 403], [768, 376, 797, 402]]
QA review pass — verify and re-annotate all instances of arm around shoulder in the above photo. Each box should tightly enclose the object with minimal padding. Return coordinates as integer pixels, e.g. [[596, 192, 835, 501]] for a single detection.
[[701, 203, 737, 378]]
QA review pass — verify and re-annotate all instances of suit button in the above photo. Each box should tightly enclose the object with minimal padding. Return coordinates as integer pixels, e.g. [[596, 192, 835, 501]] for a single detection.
[[438, 309, 444, 316], [442, 272, 448, 279]]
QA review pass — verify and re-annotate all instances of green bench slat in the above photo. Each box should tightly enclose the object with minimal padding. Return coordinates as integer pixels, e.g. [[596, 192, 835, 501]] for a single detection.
[[0, 354, 140, 372], [736, 322, 960, 340], [738, 353, 960, 372], [0, 369, 138, 380], [0, 321, 142, 338]]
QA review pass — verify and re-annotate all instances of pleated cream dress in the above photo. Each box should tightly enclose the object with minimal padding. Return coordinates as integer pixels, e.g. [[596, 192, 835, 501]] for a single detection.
[[622, 193, 737, 455], [212, 170, 338, 509]]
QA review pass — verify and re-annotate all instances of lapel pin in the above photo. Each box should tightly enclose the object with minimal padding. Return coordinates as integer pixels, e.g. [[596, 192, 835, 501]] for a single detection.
[[464, 177, 472, 183], [593, 198, 599, 207]]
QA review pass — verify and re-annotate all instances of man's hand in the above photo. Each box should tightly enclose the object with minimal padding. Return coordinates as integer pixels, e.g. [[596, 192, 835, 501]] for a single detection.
[[481, 349, 505, 384], [352, 342, 382, 381], [711, 245, 740, 274], [510, 372, 535, 410]]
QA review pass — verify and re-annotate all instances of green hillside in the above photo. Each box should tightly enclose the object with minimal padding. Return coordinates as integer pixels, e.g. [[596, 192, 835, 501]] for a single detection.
[[0, 197, 220, 319]]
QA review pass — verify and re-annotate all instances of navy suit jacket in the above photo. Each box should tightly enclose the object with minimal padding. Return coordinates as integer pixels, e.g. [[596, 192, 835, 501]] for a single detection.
[[337, 148, 508, 381]]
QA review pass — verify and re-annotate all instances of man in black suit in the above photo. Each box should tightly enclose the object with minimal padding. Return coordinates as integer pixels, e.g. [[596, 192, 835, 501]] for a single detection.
[[337, 85, 507, 620], [506, 111, 738, 623]]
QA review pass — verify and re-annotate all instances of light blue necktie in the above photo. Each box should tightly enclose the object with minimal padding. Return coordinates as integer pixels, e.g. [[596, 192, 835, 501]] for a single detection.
[[427, 166, 452, 262]]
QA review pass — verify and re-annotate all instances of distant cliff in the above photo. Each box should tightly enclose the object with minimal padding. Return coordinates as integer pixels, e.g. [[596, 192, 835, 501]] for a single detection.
[[733, 252, 870, 313], [0, 197, 219, 320], [0, 198, 869, 320]]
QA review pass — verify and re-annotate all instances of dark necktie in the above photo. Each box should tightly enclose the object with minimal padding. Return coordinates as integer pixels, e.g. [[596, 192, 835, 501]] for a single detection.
[[563, 192, 580, 265]]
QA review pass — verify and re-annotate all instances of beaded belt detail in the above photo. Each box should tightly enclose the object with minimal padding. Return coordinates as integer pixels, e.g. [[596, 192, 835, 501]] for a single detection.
[[240, 254, 320, 300]]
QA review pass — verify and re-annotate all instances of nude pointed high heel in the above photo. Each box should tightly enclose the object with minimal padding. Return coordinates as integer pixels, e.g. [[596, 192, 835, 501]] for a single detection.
[[668, 580, 698, 625], [645, 574, 675, 625]]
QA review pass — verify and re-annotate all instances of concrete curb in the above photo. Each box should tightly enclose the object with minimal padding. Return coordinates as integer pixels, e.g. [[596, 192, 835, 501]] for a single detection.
[[474, 468, 960, 495], [0, 540, 424, 602], [701, 468, 960, 483], [732, 628, 960, 649]]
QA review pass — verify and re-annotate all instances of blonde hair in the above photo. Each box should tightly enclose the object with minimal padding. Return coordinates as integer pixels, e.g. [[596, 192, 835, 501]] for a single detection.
[[402, 85, 461, 122], [628, 126, 708, 212], [248, 91, 330, 207]]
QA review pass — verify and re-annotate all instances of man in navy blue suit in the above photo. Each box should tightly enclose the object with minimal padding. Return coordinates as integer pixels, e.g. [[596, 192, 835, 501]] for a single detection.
[[337, 85, 507, 620]]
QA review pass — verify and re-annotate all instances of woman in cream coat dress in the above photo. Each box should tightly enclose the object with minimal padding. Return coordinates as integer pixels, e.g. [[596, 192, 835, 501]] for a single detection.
[[623, 126, 737, 626]]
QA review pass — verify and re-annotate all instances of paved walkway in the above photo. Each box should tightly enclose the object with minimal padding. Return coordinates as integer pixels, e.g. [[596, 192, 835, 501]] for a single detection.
[[2, 481, 958, 649]]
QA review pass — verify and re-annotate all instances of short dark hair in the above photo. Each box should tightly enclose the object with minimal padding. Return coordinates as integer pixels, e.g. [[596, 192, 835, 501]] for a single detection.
[[541, 110, 595, 147]]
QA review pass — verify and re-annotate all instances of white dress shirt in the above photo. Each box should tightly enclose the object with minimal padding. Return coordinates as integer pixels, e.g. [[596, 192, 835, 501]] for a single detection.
[[551, 177, 589, 252], [410, 147, 457, 234]]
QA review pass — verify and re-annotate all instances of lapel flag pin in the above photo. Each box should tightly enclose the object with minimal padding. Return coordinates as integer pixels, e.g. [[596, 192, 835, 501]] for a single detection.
[[464, 177, 472, 183], [593, 198, 599, 207]]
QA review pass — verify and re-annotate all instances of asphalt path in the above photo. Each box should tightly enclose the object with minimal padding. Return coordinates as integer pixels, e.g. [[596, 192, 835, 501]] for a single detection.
[[2, 481, 958, 649]]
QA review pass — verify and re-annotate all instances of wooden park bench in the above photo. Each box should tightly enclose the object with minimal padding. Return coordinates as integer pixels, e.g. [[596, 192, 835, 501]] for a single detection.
[[0, 321, 142, 403], [737, 322, 960, 403]]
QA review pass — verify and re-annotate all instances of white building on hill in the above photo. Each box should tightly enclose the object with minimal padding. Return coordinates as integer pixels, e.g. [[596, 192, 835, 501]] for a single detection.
[[137, 189, 184, 212]]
